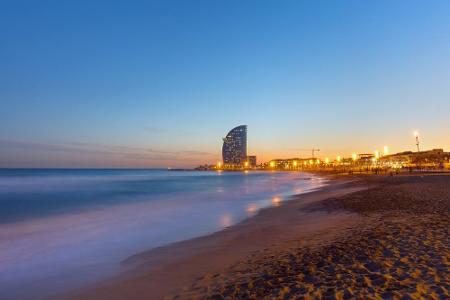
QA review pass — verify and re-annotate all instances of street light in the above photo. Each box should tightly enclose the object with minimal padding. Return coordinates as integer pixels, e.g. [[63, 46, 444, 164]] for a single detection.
[[374, 150, 380, 159], [414, 131, 420, 152], [383, 146, 389, 156], [352, 153, 357, 161], [336, 156, 341, 163]]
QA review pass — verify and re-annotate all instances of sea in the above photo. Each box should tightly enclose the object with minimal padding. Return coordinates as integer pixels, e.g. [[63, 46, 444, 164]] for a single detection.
[[0, 169, 327, 299]]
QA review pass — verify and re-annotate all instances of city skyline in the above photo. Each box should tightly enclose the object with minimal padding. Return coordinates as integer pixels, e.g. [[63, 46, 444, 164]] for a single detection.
[[1, 1, 450, 168]]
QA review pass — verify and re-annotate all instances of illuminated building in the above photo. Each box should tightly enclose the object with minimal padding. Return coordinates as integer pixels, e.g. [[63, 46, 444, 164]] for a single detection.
[[222, 125, 247, 167], [356, 153, 375, 165], [380, 149, 450, 168], [265, 158, 305, 169]]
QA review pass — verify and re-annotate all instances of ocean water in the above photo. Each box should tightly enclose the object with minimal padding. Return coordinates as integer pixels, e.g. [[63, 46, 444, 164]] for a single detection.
[[0, 169, 327, 299]]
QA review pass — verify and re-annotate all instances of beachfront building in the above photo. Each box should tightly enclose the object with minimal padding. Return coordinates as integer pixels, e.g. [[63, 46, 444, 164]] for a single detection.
[[357, 153, 376, 164], [222, 125, 247, 168], [380, 149, 450, 169], [264, 158, 309, 170]]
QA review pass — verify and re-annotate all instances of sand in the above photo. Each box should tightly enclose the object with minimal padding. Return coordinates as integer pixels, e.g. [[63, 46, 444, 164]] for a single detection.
[[65, 174, 450, 300]]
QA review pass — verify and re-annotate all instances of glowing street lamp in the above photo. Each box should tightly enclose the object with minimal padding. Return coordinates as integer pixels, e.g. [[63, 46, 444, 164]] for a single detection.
[[374, 150, 380, 160], [316, 159, 320, 164], [383, 146, 389, 156], [336, 156, 341, 163], [270, 161, 275, 168], [293, 160, 298, 167], [325, 157, 329, 164], [352, 153, 357, 161], [244, 161, 249, 168], [217, 161, 222, 169]]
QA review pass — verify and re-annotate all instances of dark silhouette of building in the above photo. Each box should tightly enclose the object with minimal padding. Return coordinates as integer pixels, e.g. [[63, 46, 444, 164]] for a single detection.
[[222, 125, 247, 167]]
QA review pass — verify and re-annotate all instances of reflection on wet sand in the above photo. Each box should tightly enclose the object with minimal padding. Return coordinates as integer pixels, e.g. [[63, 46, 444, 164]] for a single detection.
[[245, 203, 258, 217], [222, 195, 287, 228], [219, 214, 233, 229]]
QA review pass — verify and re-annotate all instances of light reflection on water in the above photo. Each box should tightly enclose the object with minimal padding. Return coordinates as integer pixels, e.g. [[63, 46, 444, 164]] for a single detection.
[[245, 203, 258, 217], [271, 196, 282, 207], [219, 214, 233, 228], [294, 187, 303, 194]]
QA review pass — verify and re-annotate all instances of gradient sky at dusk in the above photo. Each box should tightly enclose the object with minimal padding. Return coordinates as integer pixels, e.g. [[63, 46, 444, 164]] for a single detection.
[[1, 0, 450, 167]]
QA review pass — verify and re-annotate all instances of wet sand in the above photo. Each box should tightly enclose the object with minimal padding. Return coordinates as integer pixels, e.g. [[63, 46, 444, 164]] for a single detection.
[[66, 174, 450, 299]]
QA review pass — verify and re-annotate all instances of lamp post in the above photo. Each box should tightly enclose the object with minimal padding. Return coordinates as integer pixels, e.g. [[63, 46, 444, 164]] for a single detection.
[[414, 131, 420, 152], [414, 131, 422, 171], [373, 150, 380, 174]]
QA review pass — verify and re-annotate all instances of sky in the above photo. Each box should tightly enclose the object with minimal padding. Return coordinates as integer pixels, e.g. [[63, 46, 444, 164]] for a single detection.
[[1, 0, 450, 168]]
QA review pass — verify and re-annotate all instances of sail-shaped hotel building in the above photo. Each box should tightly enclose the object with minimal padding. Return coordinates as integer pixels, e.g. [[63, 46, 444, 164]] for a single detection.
[[222, 125, 248, 167]]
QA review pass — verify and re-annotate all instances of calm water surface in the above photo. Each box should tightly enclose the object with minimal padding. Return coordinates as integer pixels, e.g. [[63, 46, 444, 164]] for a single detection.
[[0, 169, 327, 299]]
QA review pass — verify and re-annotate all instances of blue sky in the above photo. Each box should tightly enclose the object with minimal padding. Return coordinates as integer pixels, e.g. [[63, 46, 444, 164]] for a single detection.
[[1, 0, 450, 167]]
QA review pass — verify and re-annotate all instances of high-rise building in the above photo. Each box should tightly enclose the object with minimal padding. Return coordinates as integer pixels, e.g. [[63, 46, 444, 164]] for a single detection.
[[222, 125, 247, 167]]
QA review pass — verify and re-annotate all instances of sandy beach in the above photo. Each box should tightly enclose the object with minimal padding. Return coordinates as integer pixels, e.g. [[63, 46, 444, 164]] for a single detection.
[[66, 174, 450, 300]]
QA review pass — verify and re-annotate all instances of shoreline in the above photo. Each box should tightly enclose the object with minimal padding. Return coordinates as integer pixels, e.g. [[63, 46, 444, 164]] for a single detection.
[[64, 174, 366, 300], [64, 172, 450, 299]]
